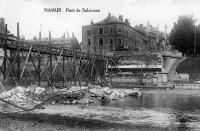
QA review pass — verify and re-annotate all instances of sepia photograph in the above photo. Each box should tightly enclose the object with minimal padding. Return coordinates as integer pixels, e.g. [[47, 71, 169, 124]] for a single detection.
[[0, 0, 200, 130]]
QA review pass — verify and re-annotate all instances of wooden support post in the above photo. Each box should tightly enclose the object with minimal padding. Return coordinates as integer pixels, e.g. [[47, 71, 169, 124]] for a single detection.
[[66, 57, 74, 85], [53, 54, 67, 84], [77, 55, 83, 89], [40, 58, 49, 75], [17, 22, 20, 83], [17, 51, 20, 81], [20, 46, 32, 79], [49, 31, 53, 88], [29, 54, 37, 71], [52, 48, 63, 74], [63, 56, 65, 88], [3, 24, 7, 79], [37, 48, 52, 87], [6, 60, 18, 86], [72, 54, 76, 85], [38, 56, 41, 85]]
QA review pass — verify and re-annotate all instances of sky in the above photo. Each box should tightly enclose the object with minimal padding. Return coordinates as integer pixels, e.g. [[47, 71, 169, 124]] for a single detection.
[[1, 0, 200, 42]]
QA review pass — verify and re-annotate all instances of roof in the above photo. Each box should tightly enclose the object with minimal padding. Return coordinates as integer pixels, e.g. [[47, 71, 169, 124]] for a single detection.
[[88, 14, 148, 40], [68, 36, 80, 50], [28, 36, 80, 50], [95, 15, 122, 24]]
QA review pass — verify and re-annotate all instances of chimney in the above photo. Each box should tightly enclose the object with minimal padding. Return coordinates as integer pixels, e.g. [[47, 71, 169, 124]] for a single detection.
[[17, 22, 20, 39], [39, 31, 41, 41], [0, 18, 5, 26], [33, 36, 36, 41], [49, 31, 51, 42], [125, 19, 129, 24], [90, 19, 94, 24], [22, 35, 25, 41], [5, 24, 7, 35], [108, 13, 111, 17], [119, 15, 123, 21]]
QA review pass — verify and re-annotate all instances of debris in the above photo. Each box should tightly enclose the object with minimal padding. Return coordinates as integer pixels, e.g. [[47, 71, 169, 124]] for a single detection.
[[0, 84, 142, 107], [34, 87, 45, 95], [0, 85, 46, 106], [54, 84, 143, 104]]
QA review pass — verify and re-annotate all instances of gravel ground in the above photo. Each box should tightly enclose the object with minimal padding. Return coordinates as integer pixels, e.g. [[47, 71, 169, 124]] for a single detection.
[[0, 104, 185, 131]]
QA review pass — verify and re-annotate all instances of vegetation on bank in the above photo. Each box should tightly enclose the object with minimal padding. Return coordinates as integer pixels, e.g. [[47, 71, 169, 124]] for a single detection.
[[176, 57, 200, 82], [169, 15, 200, 56]]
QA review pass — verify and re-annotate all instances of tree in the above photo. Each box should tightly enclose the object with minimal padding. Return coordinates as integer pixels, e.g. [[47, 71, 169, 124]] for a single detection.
[[169, 15, 198, 56]]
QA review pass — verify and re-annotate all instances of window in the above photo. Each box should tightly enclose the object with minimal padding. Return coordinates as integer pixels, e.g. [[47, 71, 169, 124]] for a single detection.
[[99, 28, 103, 34], [125, 30, 128, 35], [118, 38, 122, 45], [110, 38, 113, 45], [87, 30, 91, 35], [109, 28, 113, 34], [118, 27, 122, 33], [88, 39, 91, 46], [110, 38, 113, 51], [99, 38, 103, 46]]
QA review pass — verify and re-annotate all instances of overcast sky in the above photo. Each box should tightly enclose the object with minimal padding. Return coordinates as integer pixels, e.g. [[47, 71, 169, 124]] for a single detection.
[[1, 0, 200, 42]]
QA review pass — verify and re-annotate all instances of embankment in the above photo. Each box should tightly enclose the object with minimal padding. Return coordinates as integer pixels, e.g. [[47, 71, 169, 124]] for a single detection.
[[176, 57, 200, 82]]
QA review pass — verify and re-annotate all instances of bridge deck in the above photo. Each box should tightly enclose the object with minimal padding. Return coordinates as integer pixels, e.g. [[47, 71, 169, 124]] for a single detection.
[[0, 34, 108, 60]]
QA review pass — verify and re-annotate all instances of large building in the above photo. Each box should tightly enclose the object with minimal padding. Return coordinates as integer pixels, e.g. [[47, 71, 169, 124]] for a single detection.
[[135, 22, 166, 51], [82, 13, 149, 55]]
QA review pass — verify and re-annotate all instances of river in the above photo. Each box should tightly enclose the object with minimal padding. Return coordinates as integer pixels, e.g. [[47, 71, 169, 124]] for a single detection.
[[1, 88, 200, 131]]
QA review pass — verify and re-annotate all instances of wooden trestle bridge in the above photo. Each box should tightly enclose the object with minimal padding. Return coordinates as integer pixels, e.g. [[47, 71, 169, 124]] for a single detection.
[[0, 23, 111, 88]]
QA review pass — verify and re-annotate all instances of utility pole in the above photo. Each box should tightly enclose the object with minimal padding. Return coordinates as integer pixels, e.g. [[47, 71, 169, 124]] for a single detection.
[[164, 25, 168, 50], [194, 25, 197, 56]]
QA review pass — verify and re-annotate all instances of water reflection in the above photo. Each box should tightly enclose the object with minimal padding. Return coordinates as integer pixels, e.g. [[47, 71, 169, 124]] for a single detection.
[[105, 89, 200, 111]]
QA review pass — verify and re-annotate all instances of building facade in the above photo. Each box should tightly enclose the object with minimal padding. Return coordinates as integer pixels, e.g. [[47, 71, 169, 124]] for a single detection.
[[135, 22, 166, 51], [82, 13, 149, 55]]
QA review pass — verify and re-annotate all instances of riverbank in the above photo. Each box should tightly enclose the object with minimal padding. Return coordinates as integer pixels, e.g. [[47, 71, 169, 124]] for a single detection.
[[111, 82, 175, 89], [175, 83, 200, 89], [0, 104, 179, 130]]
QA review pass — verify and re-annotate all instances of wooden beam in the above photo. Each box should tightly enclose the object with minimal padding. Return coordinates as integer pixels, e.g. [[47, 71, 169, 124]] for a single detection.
[[52, 48, 63, 74], [37, 47, 52, 87], [53, 54, 67, 83], [63, 56, 65, 88], [20, 46, 32, 79]]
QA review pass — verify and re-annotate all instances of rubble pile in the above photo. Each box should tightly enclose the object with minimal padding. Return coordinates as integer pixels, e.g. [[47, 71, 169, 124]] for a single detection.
[[0, 84, 142, 106], [0, 85, 46, 106], [88, 85, 142, 100], [54, 84, 142, 104]]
